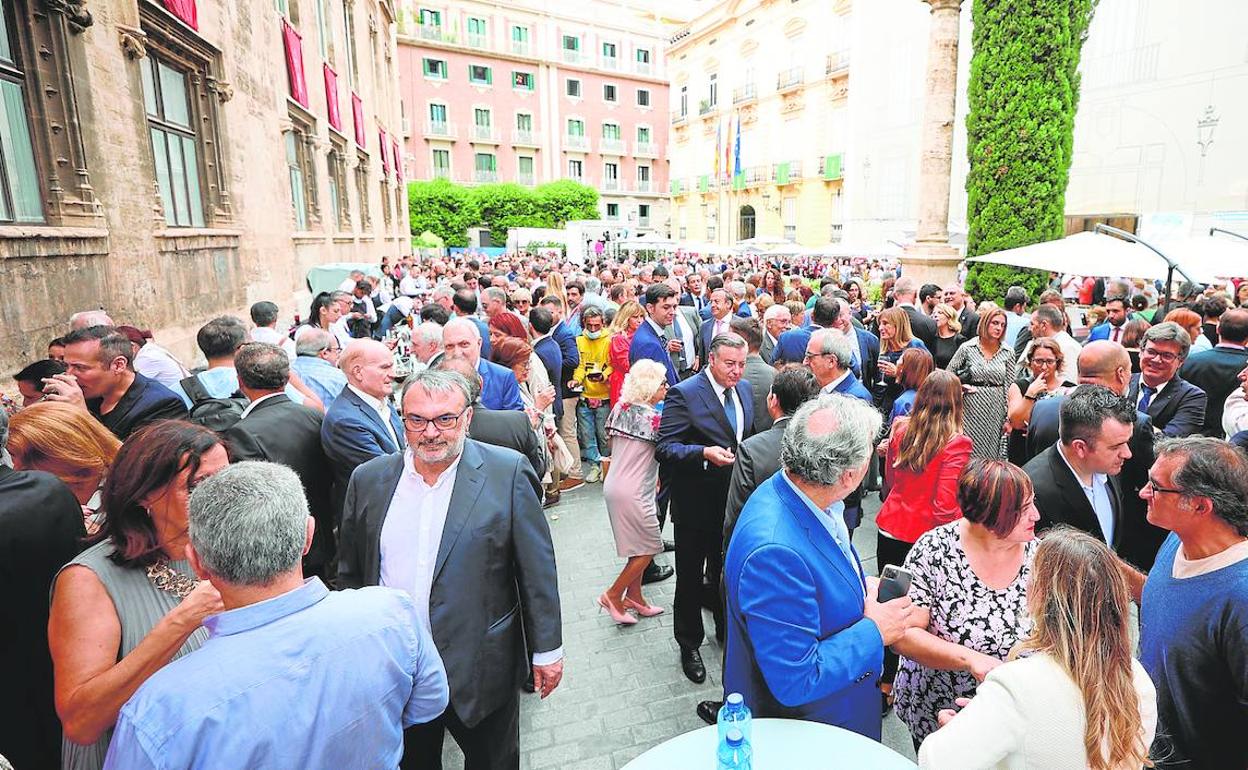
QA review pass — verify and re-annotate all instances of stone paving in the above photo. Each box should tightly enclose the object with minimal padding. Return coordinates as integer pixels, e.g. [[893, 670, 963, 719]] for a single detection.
[[439, 481, 917, 769]]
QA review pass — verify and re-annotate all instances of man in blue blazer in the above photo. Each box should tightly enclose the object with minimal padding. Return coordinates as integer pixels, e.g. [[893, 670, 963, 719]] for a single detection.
[[1085, 295, 1130, 343], [770, 297, 839, 365], [806, 330, 873, 402], [530, 307, 565, 421], [832, 298, 880, 386], [657, 334, 755, 684], [1126, 322, 1207, 438], [630, 283, 681, 385], [698, 288, 736, 359], [724, 394, 915, 739], [441, 317, 523, 411], [321, 340, 406, 523]]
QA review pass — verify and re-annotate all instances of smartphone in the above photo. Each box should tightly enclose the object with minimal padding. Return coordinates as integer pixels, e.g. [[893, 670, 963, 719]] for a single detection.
[[877, 565, 913, 603]]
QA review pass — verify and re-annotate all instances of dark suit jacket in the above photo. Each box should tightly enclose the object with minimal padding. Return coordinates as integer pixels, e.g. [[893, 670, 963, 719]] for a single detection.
[[337, 440, 560, 728], [699, 315, 734, 361], [957, 305, 980, 338], [88, 372, 188, 440], [469, 404, 546, 483], [902, 304, 938, 350], [1024, 445, 1124, 548], [852, 327, 881, 389], [829, 370, 873, 402], [1180, 345, 1248, 437], [760, 333, 776, 365], [656, 372, 755, 531], [0, 467, 85, 769], [320, 386, 405, 523], [224, 395, 335, 572], [723, 416, 788, 551], [629, 318, 679, 385], [533, 336, 564, 419], [1024, 397, 1164, 568], [679, 291, 706, 314], [666, 305, 702, 377], [771, 325, 817, 366], [551, 321, 580, 393], [743, 353, 776, 434], [1127, 373, 1207, 438]]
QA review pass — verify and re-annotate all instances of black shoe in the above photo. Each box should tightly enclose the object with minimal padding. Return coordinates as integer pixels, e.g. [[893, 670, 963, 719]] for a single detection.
[[642, 562, 674, 584], [680, 647, 707, 684], [696, 700, 722, 726], [663, 539, 676, 552]]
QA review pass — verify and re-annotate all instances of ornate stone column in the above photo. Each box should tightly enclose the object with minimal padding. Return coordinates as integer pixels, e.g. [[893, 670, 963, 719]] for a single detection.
[[902, 0, 964, 286]]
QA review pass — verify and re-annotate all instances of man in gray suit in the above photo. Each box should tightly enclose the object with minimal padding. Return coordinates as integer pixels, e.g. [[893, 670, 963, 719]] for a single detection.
[[731, 316, 777, 434], [434, 356, 546, 483], [666, 298, 703, 380], [338, 368, 562, 770]]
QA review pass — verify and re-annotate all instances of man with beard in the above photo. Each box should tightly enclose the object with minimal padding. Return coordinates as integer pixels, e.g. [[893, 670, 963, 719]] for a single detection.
[[338, 368, 562, 769]]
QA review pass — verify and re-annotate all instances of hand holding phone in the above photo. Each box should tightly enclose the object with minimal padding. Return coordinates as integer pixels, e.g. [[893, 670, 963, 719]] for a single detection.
[[877, 564, 913, 603]]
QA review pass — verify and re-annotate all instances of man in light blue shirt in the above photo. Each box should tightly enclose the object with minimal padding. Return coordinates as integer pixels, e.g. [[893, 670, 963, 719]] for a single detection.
[[290, 327, 348, 405], [173, 315, 306, 407], [103, 462, 448, 770], [1003, 288, 1030, 350]]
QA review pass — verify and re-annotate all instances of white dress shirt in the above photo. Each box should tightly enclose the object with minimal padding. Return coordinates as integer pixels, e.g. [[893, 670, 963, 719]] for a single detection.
[[1057, 443, 1115, 544], [249, 326, 284, 346], [705, 370, 744, 445], [1135, 376, 1172, 411], [671, 310, 697, 367], [238, 391, 285, 420], [348, 384, 399, 448], [133, 342, 190, 389]]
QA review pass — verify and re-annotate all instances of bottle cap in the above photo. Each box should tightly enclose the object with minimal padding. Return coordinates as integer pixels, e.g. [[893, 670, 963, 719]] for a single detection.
[[725, 728, 743, 746], [726, 693, 744, 706]]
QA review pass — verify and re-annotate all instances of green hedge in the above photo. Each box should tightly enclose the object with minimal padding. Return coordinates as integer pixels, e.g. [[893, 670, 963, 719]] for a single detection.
[[964, 0, 1098, 304], [407, 179, 600, 247]]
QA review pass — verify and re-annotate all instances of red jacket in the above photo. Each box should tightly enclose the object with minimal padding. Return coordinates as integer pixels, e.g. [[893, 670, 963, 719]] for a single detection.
[[608, 331, 634, 406], [875, 424, 973, 543]]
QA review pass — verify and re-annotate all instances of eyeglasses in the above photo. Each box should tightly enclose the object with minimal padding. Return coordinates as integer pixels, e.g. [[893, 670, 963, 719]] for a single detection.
[[1030, 357, 1057, 366], [1140, 348, 1181, 364], [402, 407, 468, 432], [803, 351, 831, 361], [1143, 477, 1186, 496]]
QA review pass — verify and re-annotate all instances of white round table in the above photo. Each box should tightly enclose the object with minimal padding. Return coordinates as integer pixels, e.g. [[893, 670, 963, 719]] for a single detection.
[[622, 718, 917, 769]]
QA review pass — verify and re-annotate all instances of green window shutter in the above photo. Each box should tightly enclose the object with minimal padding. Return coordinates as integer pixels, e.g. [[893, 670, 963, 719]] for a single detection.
[[485, 67, 492, 84], [823, 154, 842, 180], [698, 174, 708, 192], [670, 179, 682, 195], [775, 162, 790, 185]]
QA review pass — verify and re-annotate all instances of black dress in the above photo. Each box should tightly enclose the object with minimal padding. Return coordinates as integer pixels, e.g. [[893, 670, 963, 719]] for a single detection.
[[931, 333, 963, 370]]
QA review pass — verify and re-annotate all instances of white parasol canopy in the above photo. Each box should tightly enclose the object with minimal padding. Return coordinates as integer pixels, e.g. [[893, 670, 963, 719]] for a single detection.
[[965, 231, 1196, 282], [1151, 234, 1248, 282]]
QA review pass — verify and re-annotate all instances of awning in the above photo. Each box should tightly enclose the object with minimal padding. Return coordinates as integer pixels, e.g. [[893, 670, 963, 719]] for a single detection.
[[965, 231, 1192, 282]]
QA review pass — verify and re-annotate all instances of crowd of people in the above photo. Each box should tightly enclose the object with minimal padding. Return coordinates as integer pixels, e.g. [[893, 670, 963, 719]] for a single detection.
[[2, 253, 1247, 770]]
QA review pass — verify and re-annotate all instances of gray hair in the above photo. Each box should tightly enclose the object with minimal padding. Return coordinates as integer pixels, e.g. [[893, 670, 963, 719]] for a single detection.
[[295, 327, 334, 356], [188, 462, 309, 585], [763, 303, 790, 322], [1156, 437, 1248, 536], [234, 343, 289, 391], [482, 286, 507, 305], [68, 309, 114, 330], [584, 276, 602, 295], [444, 316, 481, 340], [708, 333, 747, 358], [413, 321, 444, 347], [810, 328, 854, 370], [781, 394, 882, 486], [1141, 321, 1192, 360], [400, 366, 472, 408], [431, 285, 455, 301]]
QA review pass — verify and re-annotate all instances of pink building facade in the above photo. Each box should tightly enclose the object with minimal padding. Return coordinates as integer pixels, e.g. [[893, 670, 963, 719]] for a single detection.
[[396, 1, 671, 233]]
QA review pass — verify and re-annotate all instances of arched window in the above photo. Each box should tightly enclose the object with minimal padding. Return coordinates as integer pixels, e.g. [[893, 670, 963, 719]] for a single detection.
[[739, 205, 756, 241]]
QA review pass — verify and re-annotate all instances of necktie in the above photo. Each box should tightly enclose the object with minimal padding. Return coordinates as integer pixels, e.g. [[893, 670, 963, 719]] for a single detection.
[[722, 386, 738, 438], [1138, 384, 1155, 412], [1112, 326, 1121, 343]]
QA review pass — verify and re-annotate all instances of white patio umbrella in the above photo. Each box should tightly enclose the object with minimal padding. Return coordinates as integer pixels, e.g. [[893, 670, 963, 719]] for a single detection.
[[965, 231, 1195, 283], [1151, 234, 1248, 282]]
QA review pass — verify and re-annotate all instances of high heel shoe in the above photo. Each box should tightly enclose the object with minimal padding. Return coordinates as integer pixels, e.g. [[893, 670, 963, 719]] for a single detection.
[[597, 593, 638, 625], [622, 597, 665, 617]]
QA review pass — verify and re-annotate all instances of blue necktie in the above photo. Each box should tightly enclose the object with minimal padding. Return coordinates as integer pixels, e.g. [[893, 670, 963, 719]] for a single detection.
[[723, 386, 738, 439], [1139, 384, 1155, 412]]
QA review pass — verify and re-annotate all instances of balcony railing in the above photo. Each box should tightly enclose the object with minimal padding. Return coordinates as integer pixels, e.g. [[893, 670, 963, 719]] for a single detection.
[[424, 121, 457, 139], [600, 138, 625, 155], [511, 130, 539, 147], [511, 40, 531, 56], [744, 166, 768, 185], [777, 68, 805, 91], [698, 99, 715, 116], [732, 83, 757, 104], [419, 25, 453, 43], [671, 113, 687, 126], [518, 172, 535, 186], [826, 51, 850, 75], [634, 141, 657, 157], [562, 48, 583, 64], [829, 222, 844, 243], [473, 170, 499, 183], [565, 173, 585, 184], [601, 56, 619, 70], [773, 160, 803, 183], [466, 32, 487, 49], [635, 60, 652, 76], [638, 216, 651, 228], [432, 168, 452, 181], [603, 178, 621, 192], [470, 125, 497, 143], [636, 179, 653, 193], [564, 134, 589, 151]]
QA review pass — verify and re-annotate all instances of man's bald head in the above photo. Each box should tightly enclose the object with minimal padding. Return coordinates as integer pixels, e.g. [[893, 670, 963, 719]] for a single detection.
[[1077, 341, 1131, 395]]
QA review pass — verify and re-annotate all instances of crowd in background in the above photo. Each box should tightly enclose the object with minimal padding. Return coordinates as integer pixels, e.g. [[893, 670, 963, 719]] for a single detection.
[[2, 250, 1247, 770]]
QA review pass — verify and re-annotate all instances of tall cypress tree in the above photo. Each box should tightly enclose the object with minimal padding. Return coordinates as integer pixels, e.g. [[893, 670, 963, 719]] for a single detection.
[[963, 0, 1098, 303]]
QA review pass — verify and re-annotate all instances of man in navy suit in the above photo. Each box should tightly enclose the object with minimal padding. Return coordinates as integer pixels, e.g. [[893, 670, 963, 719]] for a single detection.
[[698, 288, 736, 358], [657, 333, 755, 684], [1126, 322, 1207, 438], [771, 297, 840, 365], [321, 339, 406, 523], [832, 298, 880, 386], [680, 272, 707, 315], [529, 307, 564, 422], [1085, 295, 1130, 344], [806, 330, 872, 401], [630, 283, 681, 385], [441, 318, 523, 411], [1180, 307, 1248, 437], [723, 394, 915, 738]]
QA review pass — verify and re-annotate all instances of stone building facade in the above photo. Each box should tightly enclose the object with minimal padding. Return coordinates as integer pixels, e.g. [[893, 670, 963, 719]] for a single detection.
[[0, 0, 408, 380]]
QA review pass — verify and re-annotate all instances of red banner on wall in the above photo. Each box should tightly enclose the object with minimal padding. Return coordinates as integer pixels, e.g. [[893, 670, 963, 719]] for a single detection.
[[323, 64, 341, 132], [162, 0, 198, 29], [392, 138, 403, 181], [351, 92, 365, 148], [281, 20, 308, 108], [379, 128, 389, 176]]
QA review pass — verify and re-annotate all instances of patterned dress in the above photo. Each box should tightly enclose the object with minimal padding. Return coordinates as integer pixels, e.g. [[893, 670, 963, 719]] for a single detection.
[[947, 339, 1016, 458], [893, 522, 1038, 743]]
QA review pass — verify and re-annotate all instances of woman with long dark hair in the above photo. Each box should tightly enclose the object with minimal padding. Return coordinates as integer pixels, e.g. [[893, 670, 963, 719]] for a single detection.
[[48, 421, 229, 770]]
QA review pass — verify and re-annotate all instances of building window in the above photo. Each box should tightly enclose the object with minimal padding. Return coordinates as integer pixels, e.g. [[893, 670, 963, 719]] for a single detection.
[[709, 73, 718, 107], [474, 152, 497, 183], [606, 202, 619, 219], [680, 85, 688, 116], [142, 56, 206, 228], [602, 123, 620, 140], [567, 159, 583, 179], [566, 78, 581, 98], [466, 17, 487, 47], [511, 25, 529, 47], [637, 165, 651, 182], [312, 0, 329, 60], [468, 64, 492, 85], [603, 84, 617, 102], [567, 118, 584, 137], [422, 58, 447, 79], [637, 88, 650, 107], [518, 155, 534, 183], [782, 196, 797, 241], [431, 148, 451, 178], [562, 35, 579, 51], [328, 139, 349, 230], [429, 103, 447, 124], [638, 203, 650, 226], [513, 71, 533, 90], [637, 126, 651, 143], [602, 42, 616, 59], [516, 113, 532, 132], [380, 177, 392, 228], [636, 48, 651, 65], [343, 0, 359, 87], [354, 150, 370, 228], [0, 4, 43, 223], [418, 8, 441, 26], [284, 126, 317, 231]]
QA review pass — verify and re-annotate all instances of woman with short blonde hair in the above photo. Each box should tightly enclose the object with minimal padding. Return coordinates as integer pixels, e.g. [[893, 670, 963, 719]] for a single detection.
[[9, 402, 121, 528], [608, 300, 647, 406]]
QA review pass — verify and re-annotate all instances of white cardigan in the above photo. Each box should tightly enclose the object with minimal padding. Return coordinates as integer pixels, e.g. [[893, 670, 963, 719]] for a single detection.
[[918, 653, 1156, 770]]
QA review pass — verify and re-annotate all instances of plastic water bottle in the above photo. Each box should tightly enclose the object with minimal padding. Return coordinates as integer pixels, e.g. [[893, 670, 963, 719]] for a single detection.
[[717, 727, 752, 770], [717, 692, 752, 745]]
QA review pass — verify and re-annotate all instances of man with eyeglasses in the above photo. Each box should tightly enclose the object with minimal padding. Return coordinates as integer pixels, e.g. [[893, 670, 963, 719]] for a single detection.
[[338, 368, 561, 769], [290, 328, 347, 407], [1127, 322, 1207, 438], [804, 329, 872, 402], [1117, 437, 1248, 770]]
